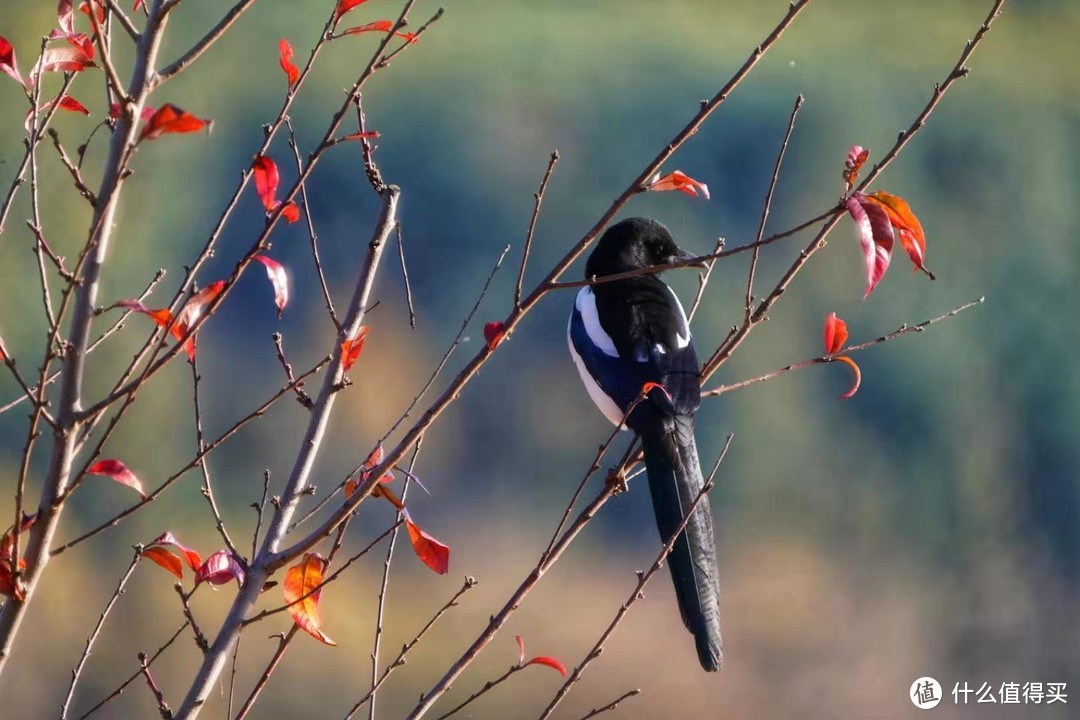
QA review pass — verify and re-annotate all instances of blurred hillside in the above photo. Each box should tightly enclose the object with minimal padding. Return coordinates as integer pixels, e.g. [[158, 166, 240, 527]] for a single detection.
[[1, 0, 1078, 717]]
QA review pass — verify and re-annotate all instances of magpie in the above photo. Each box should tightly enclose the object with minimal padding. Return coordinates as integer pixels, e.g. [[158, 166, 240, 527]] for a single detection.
[[567, 217, 723, 671]]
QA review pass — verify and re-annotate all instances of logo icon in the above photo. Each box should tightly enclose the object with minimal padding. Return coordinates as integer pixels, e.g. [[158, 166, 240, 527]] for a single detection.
[[911, 677, 943, 709]]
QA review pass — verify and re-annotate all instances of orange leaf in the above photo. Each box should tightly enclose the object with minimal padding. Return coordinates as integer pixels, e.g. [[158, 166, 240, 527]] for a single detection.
[[281, 201, 301, 224], [823, 312, 848, 355], [142, 547, 183, 580], [647, 170, 710, 200], [1, 36, 26, 87], [139, 103, 212, 141], [254, 255, 289, 318], [372, 483, 404, 510], [252, 155, 280, 212], [843, 145, 869, 188], [339, 130, 380, 142], [364, 444, 384, 470], [405, 516, 449, 575], [525, 655, 568, 677], [864, 191, 934, 279], [147, 531, 202, 571], [341, 326, 369, 371], [87, 459, 146, 498], [483, 321, 504, 351], [641, 381, 672, 403], [196, 549, 245, 587], [334, 0, 371, 22], [278, 38, 299, 87], [283, 553, 336, 646], [339, 21, 418, 44], [833, 355, 861, 400]]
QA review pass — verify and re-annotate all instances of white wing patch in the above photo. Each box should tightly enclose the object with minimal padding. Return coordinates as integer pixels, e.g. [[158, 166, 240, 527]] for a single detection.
[[575, 287, 619, 358], [666, 286, 692, 349], [567, 315, 628, 429]]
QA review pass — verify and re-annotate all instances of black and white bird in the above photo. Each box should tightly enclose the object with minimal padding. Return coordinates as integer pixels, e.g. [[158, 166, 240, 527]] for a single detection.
[[568, 217, 723, 671]]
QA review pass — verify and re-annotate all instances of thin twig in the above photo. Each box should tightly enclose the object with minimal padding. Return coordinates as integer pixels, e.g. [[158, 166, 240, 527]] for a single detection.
[[687, 237, 725, 322], [48, 129, 97, 207], [395, 221, 416, 329], [191, 355, 242, 559], [138, 651, 173, 719], [175, 585, 209, 653], [576, 689, 641, 720], [153, 0, 263, 84], [515, 150, 559, 308], [272, 332, 313, 408], [59, 547, 142, 720], [233, 629, 297, 720], [251, 470, 272, 560], [433, 664, 522, 720]]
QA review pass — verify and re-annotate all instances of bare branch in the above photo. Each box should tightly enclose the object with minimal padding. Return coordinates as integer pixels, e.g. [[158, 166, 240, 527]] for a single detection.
[[514, 150, 559, 308]]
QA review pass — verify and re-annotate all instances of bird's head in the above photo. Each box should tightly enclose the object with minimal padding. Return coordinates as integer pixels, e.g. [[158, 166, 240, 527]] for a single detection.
[[585, 217, 706, 278]]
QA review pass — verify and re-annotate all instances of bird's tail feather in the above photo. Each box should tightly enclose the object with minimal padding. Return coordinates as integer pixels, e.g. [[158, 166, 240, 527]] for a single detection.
[[641, 415, 723, 671]]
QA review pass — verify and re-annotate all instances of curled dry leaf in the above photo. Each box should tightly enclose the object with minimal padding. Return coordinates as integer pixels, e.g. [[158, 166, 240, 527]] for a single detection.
[[843, 145, 869, 189], [0, 514, 35, 601], [278, 38, 299, 87], [833, 355, 861, 400], [139, 103, 212, 141], [864, 191, 935, 279], [196, 550, 245, 587], [514, 635, 567, 676], [845, 195, 893, 297], [641, 381, 673, 404], [147, 531, 202, 572], [1, 36, 25, 88], [483, 321, 504, 351], [341, 326, 369, 371], [254, 255, 289, 318], [823, 313, 848, 356], [87, 459, 146, 498], [339, 21, 418, 44], [283, 553, 336, 646], [404, 513, 449, 575], [647, 170, 710, 200]]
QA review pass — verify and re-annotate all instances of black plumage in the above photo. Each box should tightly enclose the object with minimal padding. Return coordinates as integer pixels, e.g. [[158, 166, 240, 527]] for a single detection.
[[569, 217, 723, 671]]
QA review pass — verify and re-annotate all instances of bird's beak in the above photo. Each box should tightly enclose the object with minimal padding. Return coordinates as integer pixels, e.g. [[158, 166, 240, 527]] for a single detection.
[[672, 247, 710, 270]]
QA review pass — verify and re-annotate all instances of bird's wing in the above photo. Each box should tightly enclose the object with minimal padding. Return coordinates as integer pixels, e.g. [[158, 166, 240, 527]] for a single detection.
[[570, 283, 700, 423]]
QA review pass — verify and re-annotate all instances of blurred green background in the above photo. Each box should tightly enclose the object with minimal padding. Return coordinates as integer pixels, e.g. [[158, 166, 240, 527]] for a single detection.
[[1, 0, 1078, 717]]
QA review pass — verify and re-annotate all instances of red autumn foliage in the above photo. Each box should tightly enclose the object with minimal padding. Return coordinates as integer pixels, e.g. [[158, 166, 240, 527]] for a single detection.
[[515, 635, 568, 677], [483, 321, 504, 350], [341, 326, 369, 371], [251, 155, 300, 223], [0, 514, 35, 601], [254, 255, 289, 318], [339, 21, 418, 44], [404, 512, 449, 575], [196, 550, 245, 587], [845, 194, 893, 297], [278, 38, 299, 87], [641, 381, 673, 404], [139, 103, 212, 141], [647, 170, 710, 200], [863, 191, 934, 279], [823, 313, 848, 356], [146, 531, 202, 572], [283, 553, 336, 646], [25, 95, 90, 133], [0, 36, 25, 88], [87, 459, 146, 498], [115, 280, 225, 360], [843, 144, 869, 189], [34, 45, 96, 76], [334, 0, 371, 23]]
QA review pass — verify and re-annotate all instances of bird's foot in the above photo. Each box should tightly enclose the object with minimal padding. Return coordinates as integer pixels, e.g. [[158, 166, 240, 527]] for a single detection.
[[605, 467, 629, 495]]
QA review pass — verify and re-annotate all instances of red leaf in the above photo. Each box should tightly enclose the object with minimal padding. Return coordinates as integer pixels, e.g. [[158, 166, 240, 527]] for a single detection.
[[1, 36, 26, 88], [278, 38, 299, 87], [252, 155, 279, 211], [843, 145, 869, 189], [339, 21, 419, 44], [864, 191, 934, 279], [283, 553, 336, 646], [109, 103, 156, 122], [139, 103, 212, 141], [254, 255, 289, 318], [196, 550, 245, 587], [833, 355, 861, 399], [141, 547, 183, 580], [147, 531, 202, 571], [57, 0, 75, 35], [0, 514, 34, 601], [334, 0, 371, 22], [364, 444, 384, 470], [78, 0, 107, 25], [341, 326, 369, 371], [641, 381, 672, 404], [647, 170, 710, 200], [174, 281, 226, 360], [525, 656, 568, 677], [405, 515, 449, 575], [34, 46, 96, 75], [25, 95, 90, 133], [845, 195, 893, 297], [483, 321, 504, 351], [133, 0, 144, 10], [281, 201, 301, 224], [823, 312, 848, 355], [63, 32, 95, 60], [87, 459, 146, 498]]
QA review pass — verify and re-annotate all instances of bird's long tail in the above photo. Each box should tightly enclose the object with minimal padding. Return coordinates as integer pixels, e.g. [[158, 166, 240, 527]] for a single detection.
[[641, 414, 723, 671]]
